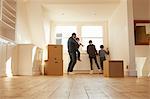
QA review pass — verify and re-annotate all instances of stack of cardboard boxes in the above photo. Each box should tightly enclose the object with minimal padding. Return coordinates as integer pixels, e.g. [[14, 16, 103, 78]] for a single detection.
[[44, 45, 63, 75]]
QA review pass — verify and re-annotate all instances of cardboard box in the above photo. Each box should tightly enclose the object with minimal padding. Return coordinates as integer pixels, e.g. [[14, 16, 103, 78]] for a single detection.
[[48, 45, 62, 60], [44, 60, 63, 76], [104, 60, 124, 77]]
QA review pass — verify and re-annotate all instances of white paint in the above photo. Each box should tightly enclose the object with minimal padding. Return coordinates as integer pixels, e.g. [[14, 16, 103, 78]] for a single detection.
[[16, 0, 32, 44], [43, 9, 51, 44], [43, 3, 119, 22], [127, 0, 136, 76], [16, 0, 49, 48], [26, 1, 46, 48], [18, 44, 34, 75]]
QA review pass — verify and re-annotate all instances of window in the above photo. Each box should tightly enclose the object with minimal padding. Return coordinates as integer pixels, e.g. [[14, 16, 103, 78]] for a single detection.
[[56, 26, 77, 51], [81, 26, 103, 50], [55, 25, 104, 52]]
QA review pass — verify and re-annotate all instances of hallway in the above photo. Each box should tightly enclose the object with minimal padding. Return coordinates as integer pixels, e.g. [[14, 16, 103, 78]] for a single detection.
[[0, 74, 149, 99]]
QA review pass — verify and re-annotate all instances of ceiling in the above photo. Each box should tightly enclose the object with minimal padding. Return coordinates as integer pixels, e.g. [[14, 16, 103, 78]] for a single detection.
[[42, 0, 121, 22]]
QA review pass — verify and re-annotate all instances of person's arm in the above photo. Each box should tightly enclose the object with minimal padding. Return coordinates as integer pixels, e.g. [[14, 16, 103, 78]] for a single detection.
[[73, 38, 79, 50], [94, 45, 98, 55], [98, 50, 100, 56], [87, 46, 89, 54], [80, 43, 84, 47], [104, 48, 109, 55]]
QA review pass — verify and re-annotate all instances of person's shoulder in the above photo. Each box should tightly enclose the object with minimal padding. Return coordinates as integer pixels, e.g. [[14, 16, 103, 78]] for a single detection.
[[99, 50, 102, 52], [68, 37, 71, 39], [68, 37, 74, 40], [92, 44, 95, 46], [87, 45, 90, 47]]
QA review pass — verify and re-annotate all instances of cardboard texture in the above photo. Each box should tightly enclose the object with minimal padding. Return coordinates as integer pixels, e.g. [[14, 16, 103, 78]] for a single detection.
[[104, 60, 124, 77]]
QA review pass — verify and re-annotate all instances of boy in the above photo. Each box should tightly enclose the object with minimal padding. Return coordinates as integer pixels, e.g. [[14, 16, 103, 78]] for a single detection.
[[99, 45, 109, 72], [76, 37, 83, 61], [87, 40, 100, 74]]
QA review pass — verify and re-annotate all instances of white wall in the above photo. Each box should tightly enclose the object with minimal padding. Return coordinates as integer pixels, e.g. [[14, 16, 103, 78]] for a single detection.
[[108, 0, 136, 76], [127, 0, 136, 76], [26, 1, 46, 48], [16, 0, 49, 48], [16, 0, 32, 44], [18, 44, 34, 75]]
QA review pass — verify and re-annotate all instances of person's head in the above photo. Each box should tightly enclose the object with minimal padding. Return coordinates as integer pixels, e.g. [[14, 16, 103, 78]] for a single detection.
[[100, 45, 104, 49], [76, 37, 80, 41], [89, 40, 92, 44], [72, 33, 76, 39]]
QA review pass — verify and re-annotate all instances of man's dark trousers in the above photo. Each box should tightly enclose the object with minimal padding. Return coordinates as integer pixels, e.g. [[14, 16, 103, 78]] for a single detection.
[[67, 52, 77, 72]]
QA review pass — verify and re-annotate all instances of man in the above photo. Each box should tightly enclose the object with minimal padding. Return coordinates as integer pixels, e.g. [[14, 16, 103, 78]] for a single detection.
[[87, 40, 101, 74], [67, 33, 78, 74]]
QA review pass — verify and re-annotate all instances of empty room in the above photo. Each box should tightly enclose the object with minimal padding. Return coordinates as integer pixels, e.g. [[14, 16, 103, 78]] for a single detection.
[[0, 0, 150, 99]]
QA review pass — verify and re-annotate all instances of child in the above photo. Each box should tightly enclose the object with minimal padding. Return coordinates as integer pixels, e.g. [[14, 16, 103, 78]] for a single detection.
[[99, 45, 109, 71], [87, 40, 101, 74], [76, 37, 83, 61]]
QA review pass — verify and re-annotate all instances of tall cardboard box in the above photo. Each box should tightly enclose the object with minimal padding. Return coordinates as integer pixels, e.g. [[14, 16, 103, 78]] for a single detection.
[[45, 45, 63, 75]]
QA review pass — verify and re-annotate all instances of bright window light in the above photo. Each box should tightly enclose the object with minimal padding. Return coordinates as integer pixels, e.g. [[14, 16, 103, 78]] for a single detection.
[[56, 26, 77, 37], [6, 57, 12, 77], [81, 26, 103, 51], [81, 26, 103, 37], [56, 26, 77, 51]]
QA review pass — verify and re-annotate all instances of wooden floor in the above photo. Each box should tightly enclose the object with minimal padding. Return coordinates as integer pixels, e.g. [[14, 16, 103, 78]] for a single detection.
[[0, 74, 150, 99]]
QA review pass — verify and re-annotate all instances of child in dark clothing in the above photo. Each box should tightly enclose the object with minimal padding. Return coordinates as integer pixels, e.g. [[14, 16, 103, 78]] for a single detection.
[[76, 37, 83, 61], [87, 40, 101, 74], [99, 45, 109, 71]]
